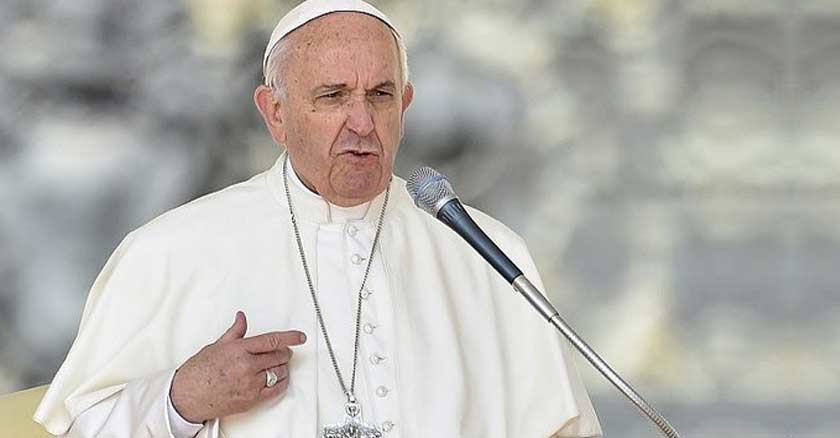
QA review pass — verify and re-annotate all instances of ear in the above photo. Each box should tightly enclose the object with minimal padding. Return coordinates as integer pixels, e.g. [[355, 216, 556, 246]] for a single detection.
[[399, 82, 414, 138], [254, 85, 287, 145], [401, 81, 414, 112]]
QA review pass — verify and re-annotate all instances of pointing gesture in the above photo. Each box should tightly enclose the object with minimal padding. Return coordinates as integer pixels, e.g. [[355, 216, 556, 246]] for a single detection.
[[170, 311, 306, 423]]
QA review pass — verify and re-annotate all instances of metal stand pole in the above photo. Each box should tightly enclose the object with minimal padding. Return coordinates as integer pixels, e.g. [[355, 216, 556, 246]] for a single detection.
[[512, 275, 681, 438]]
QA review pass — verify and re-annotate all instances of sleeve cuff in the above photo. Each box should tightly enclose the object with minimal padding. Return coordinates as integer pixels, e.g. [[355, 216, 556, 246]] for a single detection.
[[165, 370, 204, 438]]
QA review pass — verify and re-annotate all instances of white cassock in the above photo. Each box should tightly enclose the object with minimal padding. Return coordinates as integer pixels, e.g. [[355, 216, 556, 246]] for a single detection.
[[34, 153, 602, 437]]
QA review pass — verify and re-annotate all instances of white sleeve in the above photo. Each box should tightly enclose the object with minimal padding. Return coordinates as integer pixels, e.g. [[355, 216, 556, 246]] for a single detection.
[[166, 374, 205, 438], [59, 369, 203, 438], [34, 232, 222, 438]]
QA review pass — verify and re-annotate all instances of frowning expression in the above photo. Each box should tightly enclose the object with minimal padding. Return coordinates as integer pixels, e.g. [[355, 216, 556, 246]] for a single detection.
[[256, 12, 413, 206]]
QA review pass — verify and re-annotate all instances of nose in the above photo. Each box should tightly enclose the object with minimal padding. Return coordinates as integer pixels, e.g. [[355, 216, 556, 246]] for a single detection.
[[345, 97, 375, 137]]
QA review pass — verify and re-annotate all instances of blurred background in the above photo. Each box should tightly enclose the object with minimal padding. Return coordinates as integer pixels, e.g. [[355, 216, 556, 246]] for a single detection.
[[1, 0, 838, 436]]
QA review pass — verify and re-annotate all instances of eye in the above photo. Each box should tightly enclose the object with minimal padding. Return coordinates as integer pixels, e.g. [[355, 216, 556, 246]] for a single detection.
[[369, 89, 395, 102], [320, 91, 342, 99]]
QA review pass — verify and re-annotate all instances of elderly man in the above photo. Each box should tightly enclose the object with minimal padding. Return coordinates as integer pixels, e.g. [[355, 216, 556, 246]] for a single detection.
[[34, 0, 601, 437]]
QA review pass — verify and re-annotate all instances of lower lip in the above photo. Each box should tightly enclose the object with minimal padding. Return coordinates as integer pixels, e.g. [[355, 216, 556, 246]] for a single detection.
[[341, 152, 378, 163]]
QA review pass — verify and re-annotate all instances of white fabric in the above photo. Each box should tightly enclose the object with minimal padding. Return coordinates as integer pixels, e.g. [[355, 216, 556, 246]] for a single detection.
[[262, 0, 399, 75], [165, 158, 395, 437], [62, 369, 176, 437], [282, 159, 406, 433], [34, 153, 602, 437]]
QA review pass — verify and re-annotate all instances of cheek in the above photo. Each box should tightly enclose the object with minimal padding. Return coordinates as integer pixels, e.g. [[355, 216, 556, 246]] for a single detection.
[[374, 111, 403, 149], [295, 112, 345, 153]]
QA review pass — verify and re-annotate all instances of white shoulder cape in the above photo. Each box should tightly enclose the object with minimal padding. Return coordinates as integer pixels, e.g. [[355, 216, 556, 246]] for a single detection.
[[34, 157, 601, 437]]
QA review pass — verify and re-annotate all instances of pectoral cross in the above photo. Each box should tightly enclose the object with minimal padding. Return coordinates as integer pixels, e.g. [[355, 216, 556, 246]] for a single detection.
[[322, 393, 382, 438]]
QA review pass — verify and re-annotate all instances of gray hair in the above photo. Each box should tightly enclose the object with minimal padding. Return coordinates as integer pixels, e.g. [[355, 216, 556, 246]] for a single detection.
[[263, 27, 409, 99]]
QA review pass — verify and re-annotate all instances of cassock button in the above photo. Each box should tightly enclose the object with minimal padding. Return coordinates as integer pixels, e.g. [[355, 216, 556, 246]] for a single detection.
[[370, 352, 386, 365], [363, 323, 377, 334], [376, 386, 390, 397], [351, 254, 366, 265], [347, 224, 358, 236], [382, 421, 395, 432]]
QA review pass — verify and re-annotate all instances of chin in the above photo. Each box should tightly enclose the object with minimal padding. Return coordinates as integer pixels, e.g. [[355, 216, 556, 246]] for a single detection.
[[333, 163, 385, 189], [341, 183, 383, 199], [335, 178, 386, 201]]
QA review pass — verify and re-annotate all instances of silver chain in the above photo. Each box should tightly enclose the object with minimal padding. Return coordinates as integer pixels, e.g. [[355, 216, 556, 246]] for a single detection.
[[282, 155, 390, 400]]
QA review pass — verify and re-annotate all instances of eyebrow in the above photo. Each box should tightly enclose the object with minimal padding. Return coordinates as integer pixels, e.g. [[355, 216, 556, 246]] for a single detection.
[[370, 80, 396, 90], [313, 83, 348, 94], [312, 80, 396, 94]]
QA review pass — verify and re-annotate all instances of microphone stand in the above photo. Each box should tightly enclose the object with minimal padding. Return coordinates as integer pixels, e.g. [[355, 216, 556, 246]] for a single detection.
[[512, 275, 681, 438], [406, 168, 681, 437]]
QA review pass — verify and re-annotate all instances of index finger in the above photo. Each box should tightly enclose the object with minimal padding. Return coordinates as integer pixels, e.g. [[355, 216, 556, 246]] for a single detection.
[[243, 330, 307, 354]]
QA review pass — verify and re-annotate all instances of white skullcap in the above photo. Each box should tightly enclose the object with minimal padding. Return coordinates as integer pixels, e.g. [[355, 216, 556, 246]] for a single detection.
[[262, 0, 400, 76]]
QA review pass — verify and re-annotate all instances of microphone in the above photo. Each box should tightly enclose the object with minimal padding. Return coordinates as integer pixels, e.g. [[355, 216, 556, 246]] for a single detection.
[[406, 167, 681, 438], [405, 167, 522, 282], [406, 166, 562, 321]]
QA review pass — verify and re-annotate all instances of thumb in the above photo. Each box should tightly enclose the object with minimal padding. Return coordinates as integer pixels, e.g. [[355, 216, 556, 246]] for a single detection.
[[217, 311, 247, 343]]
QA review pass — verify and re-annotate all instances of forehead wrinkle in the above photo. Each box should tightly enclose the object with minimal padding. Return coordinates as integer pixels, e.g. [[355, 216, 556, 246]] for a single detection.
[[292, 13, 395, 57], [279, 12, 402, 103], [291, 19, 399, 87], [296, 12, 392, 46]]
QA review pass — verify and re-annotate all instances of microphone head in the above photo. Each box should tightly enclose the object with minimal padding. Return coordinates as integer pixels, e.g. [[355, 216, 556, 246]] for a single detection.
[[406, 166, 458, 216]]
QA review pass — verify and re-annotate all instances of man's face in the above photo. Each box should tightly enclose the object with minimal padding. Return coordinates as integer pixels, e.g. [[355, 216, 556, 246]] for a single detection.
[[258, 12, 413, 207]]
